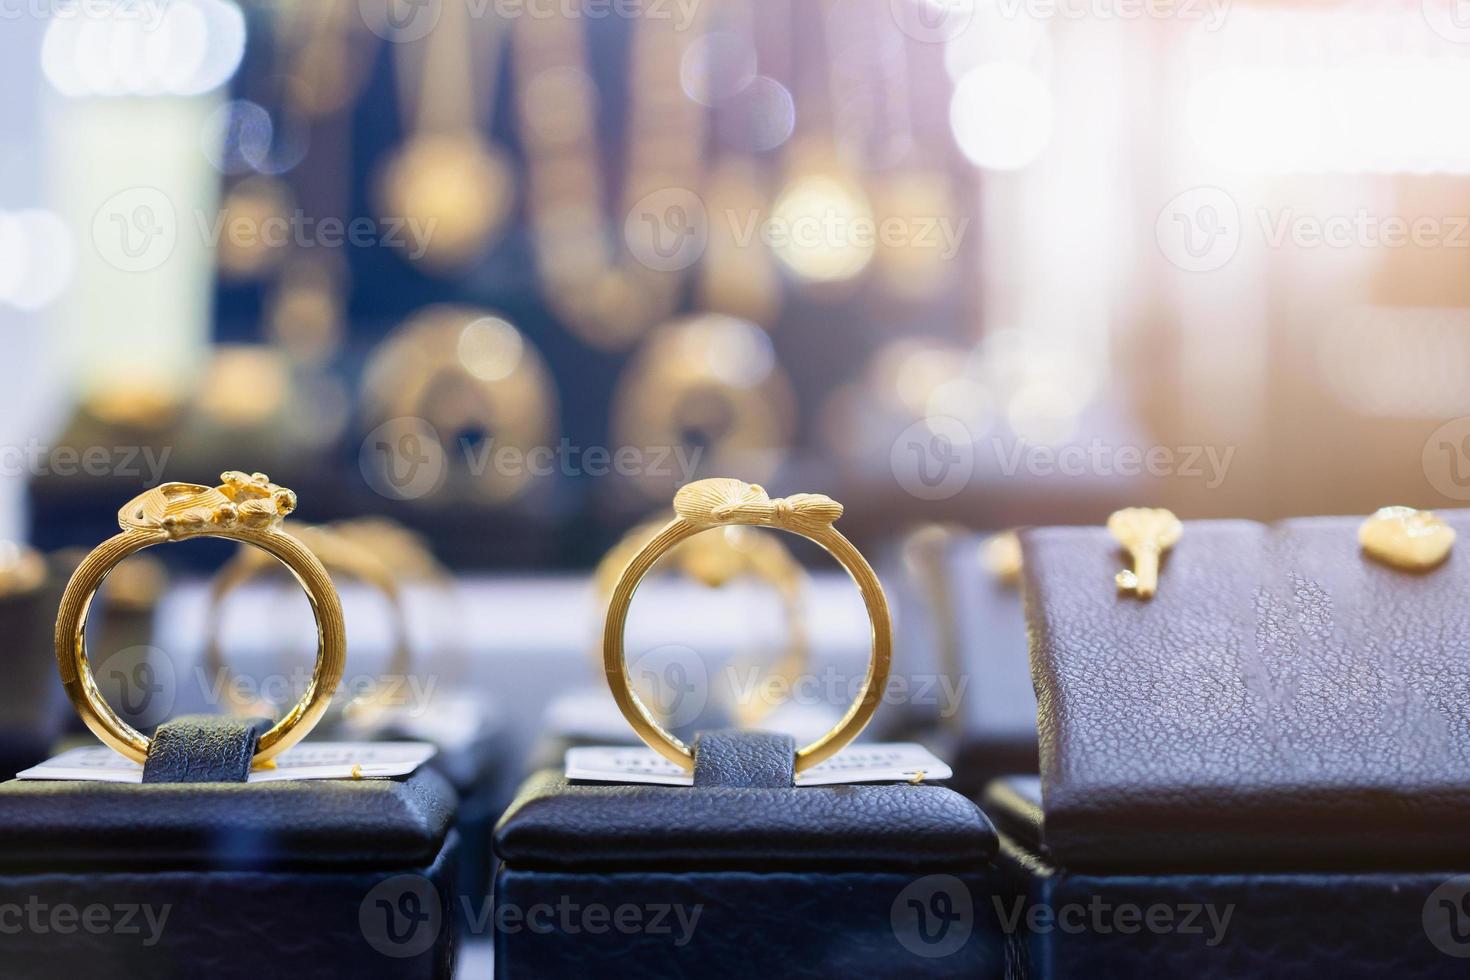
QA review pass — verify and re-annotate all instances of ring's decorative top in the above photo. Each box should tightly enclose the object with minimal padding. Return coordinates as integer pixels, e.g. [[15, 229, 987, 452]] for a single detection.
[[673, 478, 843, 533], [120, 471, 297, 539]]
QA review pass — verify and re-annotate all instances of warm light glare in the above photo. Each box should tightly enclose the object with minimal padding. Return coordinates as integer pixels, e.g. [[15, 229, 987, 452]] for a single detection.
[[768, 175, 875, 283], [949, 62, 1053, 171], [1187, 9, 1470, 174]]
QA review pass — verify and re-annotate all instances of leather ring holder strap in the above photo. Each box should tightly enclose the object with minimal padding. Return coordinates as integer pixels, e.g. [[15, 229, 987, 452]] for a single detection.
[[987, 515, 1470, 978], [884, 530, 1037, 796], [0, 727, 461, 978], [493, 729, 1007, 978], [142, 715, 268, 783]]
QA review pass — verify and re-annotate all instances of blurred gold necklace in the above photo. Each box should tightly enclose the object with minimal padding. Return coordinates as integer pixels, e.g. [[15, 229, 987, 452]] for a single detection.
[[512, 9, 708, 348], [376, 1, 514, 274]]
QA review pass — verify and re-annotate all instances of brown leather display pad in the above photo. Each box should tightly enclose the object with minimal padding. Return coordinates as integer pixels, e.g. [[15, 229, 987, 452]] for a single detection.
[[1022, 514, 1470, 872]]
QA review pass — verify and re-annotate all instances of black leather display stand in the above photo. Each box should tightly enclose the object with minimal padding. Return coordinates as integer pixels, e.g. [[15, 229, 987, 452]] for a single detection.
[[884, 529, 1036, 796], [989, 516, 1470, 978], [0, 716, 460, 979], [493, 730, 1006, 978]]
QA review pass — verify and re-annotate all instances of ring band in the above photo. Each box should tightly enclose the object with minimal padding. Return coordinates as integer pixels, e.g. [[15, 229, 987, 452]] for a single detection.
[[593, 516, 810, 727], [55, 472, 345, 765], [602, 478, 891, 773], [200, 522, 409, 723]]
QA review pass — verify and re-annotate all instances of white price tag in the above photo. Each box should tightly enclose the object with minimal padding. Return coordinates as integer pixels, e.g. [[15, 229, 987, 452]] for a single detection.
[[565, 742, 951, 786], [16, 742, 437, 783]]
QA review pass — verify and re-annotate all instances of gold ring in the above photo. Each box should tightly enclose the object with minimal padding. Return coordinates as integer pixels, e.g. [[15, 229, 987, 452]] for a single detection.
[[200, 522, 410, 724], [602, 478, 891, 773], [594, 516, 810, 727], [54, 472, 345, 765]]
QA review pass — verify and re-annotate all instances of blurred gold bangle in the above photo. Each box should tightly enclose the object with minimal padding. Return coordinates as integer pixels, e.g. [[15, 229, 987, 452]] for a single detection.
[[200, 522, 411, 722], [593, 516, 810, 727], [55, 473, 344, 765], [602, 478, 890, 773]]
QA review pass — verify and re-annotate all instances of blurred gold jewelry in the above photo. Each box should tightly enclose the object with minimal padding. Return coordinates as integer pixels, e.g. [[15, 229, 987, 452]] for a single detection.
[[376, 0, 513, 271], [980, 530, 1023, 587], [901, 525, 964, 735], [611, 315, 794, 501], [0, 542, 46, 598], [55, 472, 345, 765], [1108, 508, 1182, 599], [201, 522, 410, 725], [512, 6, 707, 347], [603, 478, 891, 773], [594, 517, 809, 727], [1359, 506, 1455, 571], [362, 305, 557, 506]]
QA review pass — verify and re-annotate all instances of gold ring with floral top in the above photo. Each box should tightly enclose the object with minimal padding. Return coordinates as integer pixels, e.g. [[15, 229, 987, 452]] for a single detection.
[[602, 478, 891, 773], [54, 472, 345, 765]]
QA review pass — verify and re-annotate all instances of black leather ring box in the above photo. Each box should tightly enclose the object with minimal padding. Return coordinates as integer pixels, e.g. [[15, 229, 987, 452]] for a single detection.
[[492, 730, 1007, 978], [0, 717, 461, 979], [991, 516, 1470, 978]]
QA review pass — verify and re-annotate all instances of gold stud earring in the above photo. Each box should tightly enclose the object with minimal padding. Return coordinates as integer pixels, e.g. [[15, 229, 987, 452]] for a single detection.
[[1358, 506, 1455, 571], [1108, 508, 1182, 599]]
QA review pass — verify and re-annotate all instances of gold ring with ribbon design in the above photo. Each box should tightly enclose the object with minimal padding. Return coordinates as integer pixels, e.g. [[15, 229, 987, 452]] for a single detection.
[[55, 472, 345, 765], [593, 514, 810, 728], [602, 478, 891, 773], [200, 521, 411, 729]]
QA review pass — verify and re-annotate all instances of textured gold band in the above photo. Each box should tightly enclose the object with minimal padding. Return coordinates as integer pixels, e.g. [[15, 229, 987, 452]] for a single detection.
[[601, 478, 891, 773], [54, 474, 345, 765]]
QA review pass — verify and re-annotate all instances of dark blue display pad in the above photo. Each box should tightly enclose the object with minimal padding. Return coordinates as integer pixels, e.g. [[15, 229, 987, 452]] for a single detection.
[[492, 759, 1007, 978], [0, 768, 460, 978]]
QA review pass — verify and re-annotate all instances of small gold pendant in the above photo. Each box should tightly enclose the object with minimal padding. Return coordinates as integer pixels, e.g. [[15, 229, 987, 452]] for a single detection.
[[1358, 506, 1455, 571], [1108, 507, 1183, 599]]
